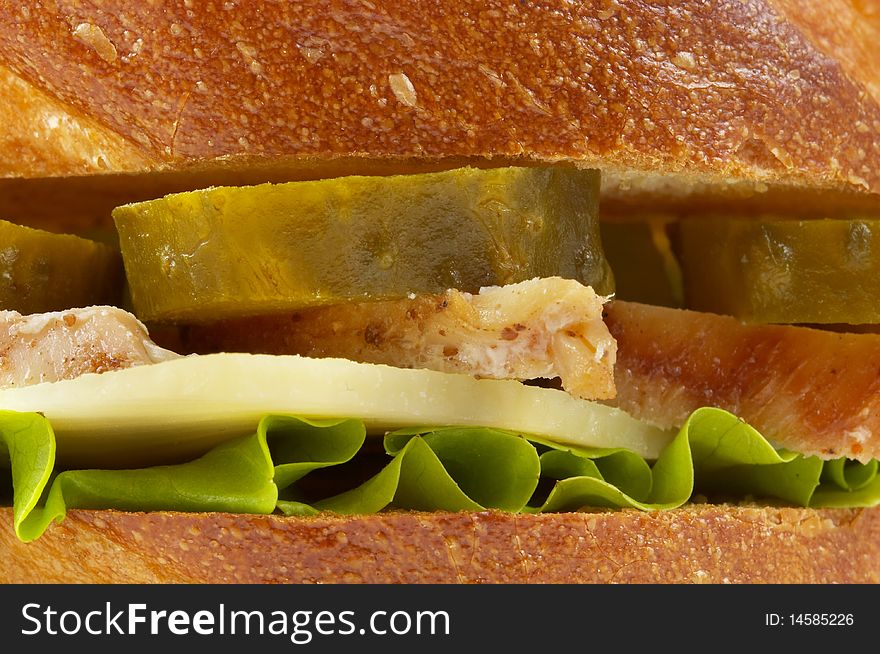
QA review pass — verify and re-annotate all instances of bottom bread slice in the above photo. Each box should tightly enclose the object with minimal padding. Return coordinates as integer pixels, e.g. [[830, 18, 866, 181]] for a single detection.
[[2, 506, 878, 583]]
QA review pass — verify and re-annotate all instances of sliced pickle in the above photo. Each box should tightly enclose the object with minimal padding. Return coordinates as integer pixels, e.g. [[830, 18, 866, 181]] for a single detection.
[[112, 167, 612, 323], [600, 220, 683, 307], [0, 220, 122, 314], [679, 217, 880, 324]]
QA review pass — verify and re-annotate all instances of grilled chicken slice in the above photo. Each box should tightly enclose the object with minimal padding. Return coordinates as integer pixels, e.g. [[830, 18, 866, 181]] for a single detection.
[[184, 277, 617, 400], [0, 306, 179, 388], [605, 301, 880, 462]]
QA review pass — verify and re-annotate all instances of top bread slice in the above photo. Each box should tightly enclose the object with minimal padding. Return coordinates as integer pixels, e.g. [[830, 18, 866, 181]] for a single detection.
[[0, 0, 878, 196]]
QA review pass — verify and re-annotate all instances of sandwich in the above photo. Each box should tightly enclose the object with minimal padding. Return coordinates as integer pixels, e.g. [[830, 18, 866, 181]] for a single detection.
[[1, 0, 880, 584]]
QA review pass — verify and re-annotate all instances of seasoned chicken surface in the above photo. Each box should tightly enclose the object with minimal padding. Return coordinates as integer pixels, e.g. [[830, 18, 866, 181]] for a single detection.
[[0, 306, 179, 388], [184, 278, 617, 400], [606, 301, 880, 462]]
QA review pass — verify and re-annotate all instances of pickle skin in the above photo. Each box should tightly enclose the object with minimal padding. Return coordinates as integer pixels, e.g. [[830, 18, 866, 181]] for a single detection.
[[680, 217, 880, 325], [0, 220, 123, 314], [600, 220, 683, 308], [113, 166, 612, 323]]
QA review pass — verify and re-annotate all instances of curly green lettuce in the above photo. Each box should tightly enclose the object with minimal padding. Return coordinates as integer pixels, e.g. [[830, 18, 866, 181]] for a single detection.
[[1, 408, 878, 542]]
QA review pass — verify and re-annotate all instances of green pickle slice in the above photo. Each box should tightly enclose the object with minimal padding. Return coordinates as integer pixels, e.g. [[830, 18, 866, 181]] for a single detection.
[[679, 217, 880, 324], [600, 220, 683, 307], [0, 220, 122, 314], [113, 166, 613, 323]]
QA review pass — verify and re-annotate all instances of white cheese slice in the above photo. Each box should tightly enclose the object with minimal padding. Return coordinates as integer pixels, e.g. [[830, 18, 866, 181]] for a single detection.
[[0, 353, 672, 467]]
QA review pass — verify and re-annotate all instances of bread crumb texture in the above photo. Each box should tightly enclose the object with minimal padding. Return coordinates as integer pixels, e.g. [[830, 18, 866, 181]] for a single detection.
[[0, 0, 877, 191], [2, 506, 878, 583]]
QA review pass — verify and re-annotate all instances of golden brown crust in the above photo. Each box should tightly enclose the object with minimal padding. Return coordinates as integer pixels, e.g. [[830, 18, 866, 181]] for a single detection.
[[2, 506, 879, 583], [770, 0, 880, 104], [0, 1, 878, 192], [0, 66, 155, 178]]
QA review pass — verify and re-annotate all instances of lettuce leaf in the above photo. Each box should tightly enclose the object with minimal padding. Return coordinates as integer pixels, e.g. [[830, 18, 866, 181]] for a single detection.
[[1, 407, 878, 542]]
